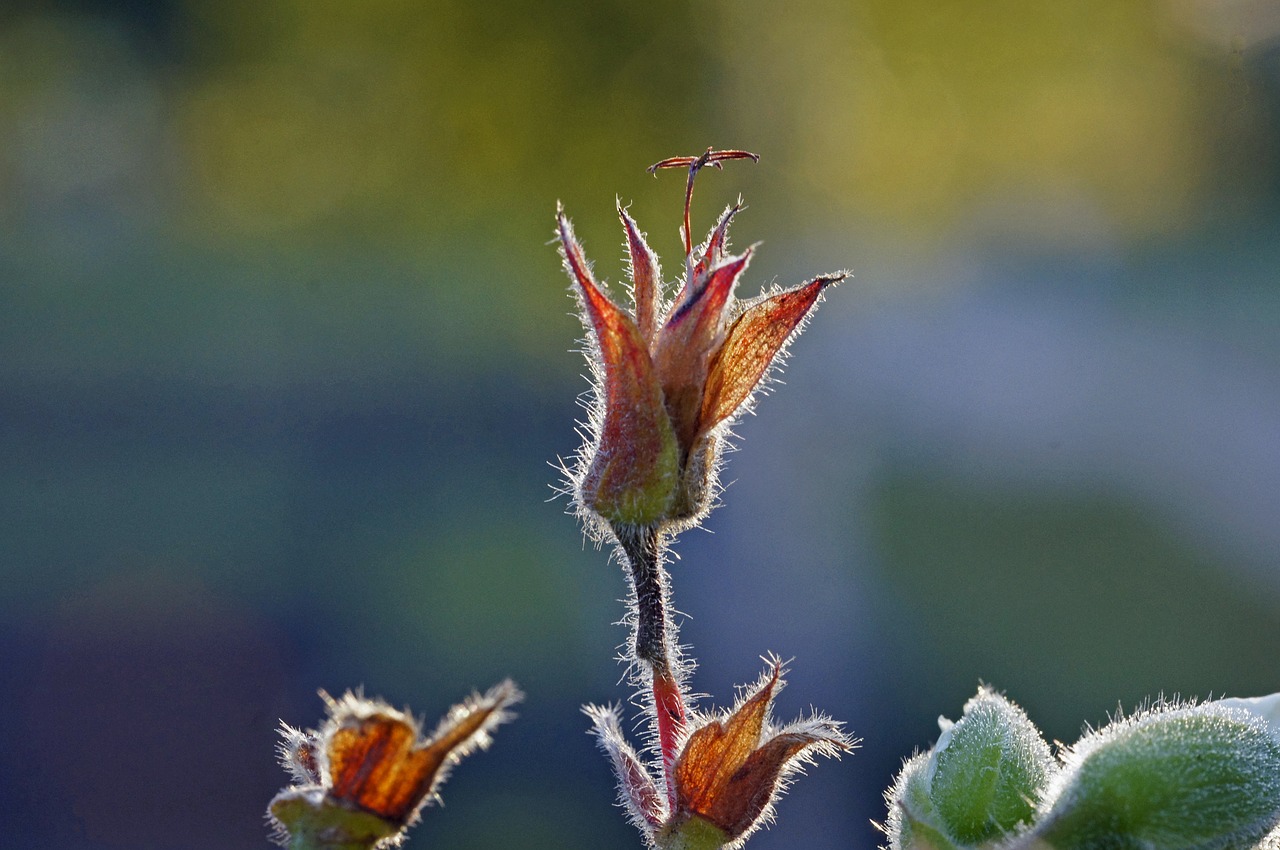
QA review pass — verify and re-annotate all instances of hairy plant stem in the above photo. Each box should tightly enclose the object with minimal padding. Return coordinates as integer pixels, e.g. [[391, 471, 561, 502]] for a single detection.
[[619, 525, 672, 670], [619, 523, 688, 805]]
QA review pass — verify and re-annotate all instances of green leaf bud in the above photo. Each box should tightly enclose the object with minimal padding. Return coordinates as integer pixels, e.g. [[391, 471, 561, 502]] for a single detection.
[[884, 752, 961, 850], [1035, 701, 1280, 850], [930, 688, 1055, 845]]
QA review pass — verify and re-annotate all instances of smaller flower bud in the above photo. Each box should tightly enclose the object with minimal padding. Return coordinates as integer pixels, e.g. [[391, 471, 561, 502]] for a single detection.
[[587, 660, 852, 850], [1034, 700, 1280, 850], [929, 688, 1054, 845], [268, 682, 521, 849], [883, 688, 1052, 850]]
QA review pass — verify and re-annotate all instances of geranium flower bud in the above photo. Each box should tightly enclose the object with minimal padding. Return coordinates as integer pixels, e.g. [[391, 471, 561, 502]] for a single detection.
[[557, 150, 847, 538], [268, 682, 521, 849]]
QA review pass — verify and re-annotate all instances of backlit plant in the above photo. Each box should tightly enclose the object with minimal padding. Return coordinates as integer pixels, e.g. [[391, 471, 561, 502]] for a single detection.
[[556, 148, 854, 849], [264, 149, 1280, 850]]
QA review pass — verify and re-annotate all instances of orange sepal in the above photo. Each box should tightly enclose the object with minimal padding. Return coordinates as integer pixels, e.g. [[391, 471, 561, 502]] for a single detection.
[[700, 273, 845, 435], [700, 732, 816, 837], [327, 712, 439, 822], [558, 207, 679, 526], [618, 203, 663, 346], [673, 666, 778, 821], [320, 682, 520, 825], [654, 251, 752, 450]]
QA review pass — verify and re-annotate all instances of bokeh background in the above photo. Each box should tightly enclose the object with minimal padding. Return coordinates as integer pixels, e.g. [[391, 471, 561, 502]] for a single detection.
[[3, 1, 1279, 848]]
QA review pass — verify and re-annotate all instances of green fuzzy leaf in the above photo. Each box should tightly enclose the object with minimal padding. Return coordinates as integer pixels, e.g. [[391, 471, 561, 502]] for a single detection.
[[1036, 702, 1280, 850]]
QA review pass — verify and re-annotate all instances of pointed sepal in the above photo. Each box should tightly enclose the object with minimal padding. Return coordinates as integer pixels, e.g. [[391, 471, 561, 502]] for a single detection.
[[586, 703, 668, 831], [558, 206, 680, 527], [656, 251, 752, 449], [701, 273, 845, 433], [619, 202, 664, 346], [692, 202, 743, 284], [669, 661, 853, 845]]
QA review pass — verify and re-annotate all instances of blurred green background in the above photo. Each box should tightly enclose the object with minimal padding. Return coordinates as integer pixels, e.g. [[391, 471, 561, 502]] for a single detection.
[[3, 1, 1279, 848]]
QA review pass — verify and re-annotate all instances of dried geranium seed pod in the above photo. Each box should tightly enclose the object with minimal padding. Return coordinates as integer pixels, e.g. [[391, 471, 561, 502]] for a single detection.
[[589, 659, 853, 850], [563, 152, 855, 850], [268, 682, 521, 849]]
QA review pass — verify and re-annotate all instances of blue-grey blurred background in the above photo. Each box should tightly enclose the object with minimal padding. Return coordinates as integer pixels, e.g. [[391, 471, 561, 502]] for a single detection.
[[3, 1, 1279, 848]]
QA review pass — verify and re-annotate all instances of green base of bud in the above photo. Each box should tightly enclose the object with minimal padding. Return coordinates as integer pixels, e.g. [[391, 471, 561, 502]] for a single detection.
[[270, 791, 400, 850], [657, 814, 731, 850]]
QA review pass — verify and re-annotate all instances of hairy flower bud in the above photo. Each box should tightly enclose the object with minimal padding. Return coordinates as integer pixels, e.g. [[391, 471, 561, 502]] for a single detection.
[[556, 151, 846, 540], [885, 688, 1053, 850], [930, 689, 1054, 844]]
